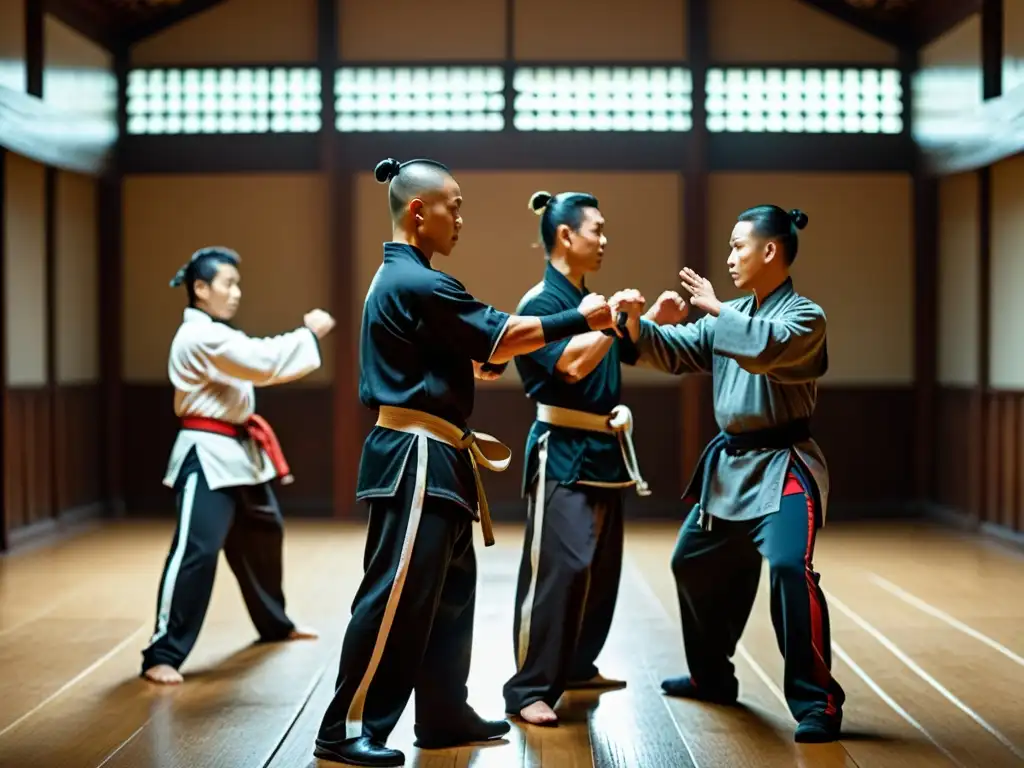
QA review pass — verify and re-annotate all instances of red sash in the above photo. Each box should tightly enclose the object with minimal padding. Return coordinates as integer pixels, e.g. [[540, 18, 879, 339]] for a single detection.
[[181, 415, 294, 485]]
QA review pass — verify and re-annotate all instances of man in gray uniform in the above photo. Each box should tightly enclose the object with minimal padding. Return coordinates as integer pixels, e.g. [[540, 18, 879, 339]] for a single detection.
[[620, 204, 845, 744]]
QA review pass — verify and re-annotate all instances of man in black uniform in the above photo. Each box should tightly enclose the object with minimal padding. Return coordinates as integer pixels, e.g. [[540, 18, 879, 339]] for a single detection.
[[503, 190, 689, 726], [314, 158, 621, 767]]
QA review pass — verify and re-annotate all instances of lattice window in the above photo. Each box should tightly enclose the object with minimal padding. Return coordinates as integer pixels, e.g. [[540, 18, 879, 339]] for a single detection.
[[705, 68, 904, 134], [335, 67, 505, 132], [513, 66, 692, 131], [125, 67, 322, 135]]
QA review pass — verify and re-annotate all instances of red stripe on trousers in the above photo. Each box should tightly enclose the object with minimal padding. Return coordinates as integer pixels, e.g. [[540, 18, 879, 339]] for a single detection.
[[786, 470, 837, 718]]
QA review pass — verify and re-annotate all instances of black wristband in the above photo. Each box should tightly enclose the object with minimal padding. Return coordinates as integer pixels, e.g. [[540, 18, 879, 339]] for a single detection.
[[540, 309, 591, 343]]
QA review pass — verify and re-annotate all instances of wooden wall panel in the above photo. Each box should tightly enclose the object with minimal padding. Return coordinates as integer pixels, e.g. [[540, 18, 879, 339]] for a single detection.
[[340, 0, 506, 62], [120, 384, 332, 515], [708, 172, 914, 386], [937, 172, 979, 386], [131, 0, 318, 65], [54, 384, 101, 513], [935, 386, 973, 516], [4, 389, 53, 529], [1003, 0, 1024, 94], [0, 0, 25, 92], [514, 0, 685, 61]]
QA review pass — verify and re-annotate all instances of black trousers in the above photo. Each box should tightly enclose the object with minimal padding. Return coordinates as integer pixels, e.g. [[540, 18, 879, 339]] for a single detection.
[[141, 448, 295, 672], [317, 466, 477, 746], [503, 481, 624, 713], [670, 471, 845, 722]]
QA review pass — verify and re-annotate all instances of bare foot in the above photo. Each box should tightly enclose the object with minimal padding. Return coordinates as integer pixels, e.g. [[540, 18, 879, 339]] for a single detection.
[[520, 701, 558, 726], [143, 664, 183, 685], [287, 626, 319, 640]]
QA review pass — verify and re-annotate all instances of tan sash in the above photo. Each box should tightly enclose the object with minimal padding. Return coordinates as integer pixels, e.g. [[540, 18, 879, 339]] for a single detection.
[[375, 405, 511, 546], [535, 403, 651, 496]]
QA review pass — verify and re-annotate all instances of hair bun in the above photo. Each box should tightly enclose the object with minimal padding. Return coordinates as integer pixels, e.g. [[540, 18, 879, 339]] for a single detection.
[[528, 191, 552, 215], [374, 158, 402, 183], [789, 209, 809, 230]]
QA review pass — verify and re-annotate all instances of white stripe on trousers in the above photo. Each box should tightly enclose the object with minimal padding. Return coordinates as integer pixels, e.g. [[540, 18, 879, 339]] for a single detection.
[[516, 432, 550, 671], [346, 434, 428, 737], [149, 472, 198, 646]]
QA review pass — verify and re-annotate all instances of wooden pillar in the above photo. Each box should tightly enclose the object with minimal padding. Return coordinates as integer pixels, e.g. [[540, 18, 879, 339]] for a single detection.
[[100, 48, 128, 517], [0, 147, 8, 551], [972, 0, 1002, 525], [682, 0, 709, 486], [321, 0, 357, 517], [906, 45, 939, 508]]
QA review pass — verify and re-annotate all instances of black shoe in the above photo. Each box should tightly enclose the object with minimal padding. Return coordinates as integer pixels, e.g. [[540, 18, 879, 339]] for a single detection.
[[313, 736, 405, 766], [794, 712, 842, 743], [414, 715, 511, 749], [660, 675, 738, 705]]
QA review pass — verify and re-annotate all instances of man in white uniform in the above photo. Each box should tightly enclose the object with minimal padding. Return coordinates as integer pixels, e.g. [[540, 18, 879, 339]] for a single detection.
[[141, 246, 336, 685]]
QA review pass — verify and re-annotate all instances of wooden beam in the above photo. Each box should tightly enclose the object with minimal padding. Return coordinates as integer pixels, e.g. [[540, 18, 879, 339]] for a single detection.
[[120, 133, 912, 175], [126, 0, 227, 44], [795, 0, 910, 47], [26, 0, 43, 97]]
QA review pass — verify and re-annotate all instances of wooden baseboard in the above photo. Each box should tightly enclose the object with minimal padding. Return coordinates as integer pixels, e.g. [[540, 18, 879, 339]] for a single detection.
[[4, 501, 106, 553]]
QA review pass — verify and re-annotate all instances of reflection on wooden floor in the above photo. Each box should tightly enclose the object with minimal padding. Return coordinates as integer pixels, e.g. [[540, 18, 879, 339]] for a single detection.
[[0, 519, 1023, 767]]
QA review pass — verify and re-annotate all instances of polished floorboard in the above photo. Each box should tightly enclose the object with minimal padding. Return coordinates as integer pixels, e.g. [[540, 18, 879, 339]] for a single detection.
[[0, 518, 1022, 767]]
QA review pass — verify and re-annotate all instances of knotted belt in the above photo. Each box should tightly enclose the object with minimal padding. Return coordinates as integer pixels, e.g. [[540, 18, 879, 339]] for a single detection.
[[375, 405, 511, 547], [536, 403, 651, 496], [181, 414, 294, 484]]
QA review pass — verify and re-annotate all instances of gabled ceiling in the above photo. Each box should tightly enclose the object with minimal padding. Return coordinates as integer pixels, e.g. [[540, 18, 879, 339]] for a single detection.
[[46, 0, 227, 50], [800, 0, 982, 49]]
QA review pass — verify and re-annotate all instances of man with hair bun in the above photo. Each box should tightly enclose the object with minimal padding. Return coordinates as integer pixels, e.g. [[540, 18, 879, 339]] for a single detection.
[[617, 205, 846, 744], [502, 189, 688, 727], [314, 160, 620, 767], [141, 246, 333, 686]]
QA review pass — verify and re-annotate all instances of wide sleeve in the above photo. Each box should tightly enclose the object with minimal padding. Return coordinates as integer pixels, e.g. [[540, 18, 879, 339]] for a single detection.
[[516, 289, 571, 375], [632, 316, 715, 375], [187, 323, 322, 386], [421, 272, 512, 363], [712, 300, 827, 383]]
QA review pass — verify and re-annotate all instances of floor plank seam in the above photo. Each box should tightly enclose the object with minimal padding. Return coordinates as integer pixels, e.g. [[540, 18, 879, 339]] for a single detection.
[[260, 644, 340, 768]]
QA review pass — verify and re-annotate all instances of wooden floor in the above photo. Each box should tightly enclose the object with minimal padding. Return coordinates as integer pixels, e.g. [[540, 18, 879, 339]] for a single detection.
[[0, 519, 1023, 768]]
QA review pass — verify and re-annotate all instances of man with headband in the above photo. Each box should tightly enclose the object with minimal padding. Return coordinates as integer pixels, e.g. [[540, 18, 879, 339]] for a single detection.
[[140, 246, 335, 685], [502, 190, 688, 727], [313, 159, 620, 767]]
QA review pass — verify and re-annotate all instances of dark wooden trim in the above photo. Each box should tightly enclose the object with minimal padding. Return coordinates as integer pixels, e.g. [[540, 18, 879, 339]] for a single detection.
[[26, 0, 44, 97], [120, 134, 321, 174], [119, 133, 915, 175], [682, 0, 709, 489], [125, 0, 228, 45], [0, 147, 7, 552], [795, 0, 909, 48]]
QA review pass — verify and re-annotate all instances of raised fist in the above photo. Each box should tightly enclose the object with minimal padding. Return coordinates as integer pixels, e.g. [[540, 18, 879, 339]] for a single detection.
[[609, 288, 647, 319], [303, 309, 336, 339], [644, 291, 689, 326], [578, 293, 615, 332]]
